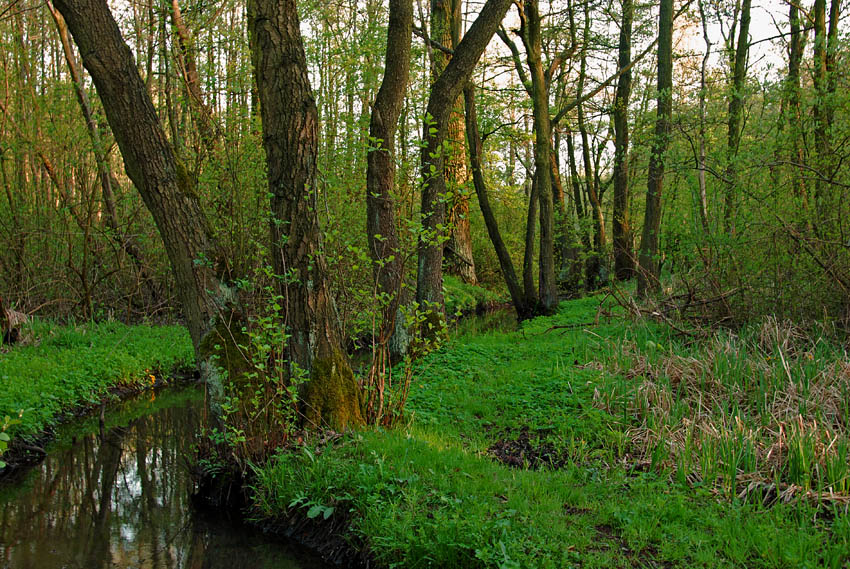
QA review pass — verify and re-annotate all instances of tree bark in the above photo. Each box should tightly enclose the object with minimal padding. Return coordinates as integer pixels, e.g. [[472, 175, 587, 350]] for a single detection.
[[612, 0, 634, 280], [53, 0, 225, 355], [637, 0, 673, 297], [696, 0, 711, 232], [464, 84, 532, 320], [432, 0, 478, 285], [366, 0, 413, 338], [521, 0, 558, 313], [249, 0, 363, 430], [416, 0, 512, 330]]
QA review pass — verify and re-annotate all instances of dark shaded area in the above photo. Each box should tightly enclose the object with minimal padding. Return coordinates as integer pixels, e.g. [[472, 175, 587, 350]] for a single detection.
[[0, 388, 326, 569], [487, 426, 567, 469]]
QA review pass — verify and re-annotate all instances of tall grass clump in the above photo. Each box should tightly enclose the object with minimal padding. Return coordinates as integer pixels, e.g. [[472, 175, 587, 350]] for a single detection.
[[596, 316, 850, 507]]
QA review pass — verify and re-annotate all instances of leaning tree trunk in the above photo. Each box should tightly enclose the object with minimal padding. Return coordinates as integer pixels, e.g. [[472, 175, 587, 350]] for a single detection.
[[249, 0, 363, 431], [637, 0, 673, 297], [416, 0, 512, 333], [464, 84, 533, 320], [53, 0, 226, 357]]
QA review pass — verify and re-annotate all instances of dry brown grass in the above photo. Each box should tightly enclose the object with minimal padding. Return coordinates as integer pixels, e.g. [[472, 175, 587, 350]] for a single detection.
[[593, 316, 850, 506]]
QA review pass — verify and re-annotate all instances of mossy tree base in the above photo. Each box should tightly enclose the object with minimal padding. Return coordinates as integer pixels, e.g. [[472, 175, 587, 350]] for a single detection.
[[301, 349, 364, 431]]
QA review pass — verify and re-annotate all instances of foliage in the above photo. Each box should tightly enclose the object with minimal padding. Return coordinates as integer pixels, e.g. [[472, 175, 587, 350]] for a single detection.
[[251, 297, 850, 567]]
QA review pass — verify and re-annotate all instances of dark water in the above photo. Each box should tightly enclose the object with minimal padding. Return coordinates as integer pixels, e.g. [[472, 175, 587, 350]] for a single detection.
[[0, 388, 327, 569]]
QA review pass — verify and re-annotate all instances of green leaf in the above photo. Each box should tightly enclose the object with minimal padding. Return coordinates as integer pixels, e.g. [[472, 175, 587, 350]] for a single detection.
[[307, 504, 323, 519]]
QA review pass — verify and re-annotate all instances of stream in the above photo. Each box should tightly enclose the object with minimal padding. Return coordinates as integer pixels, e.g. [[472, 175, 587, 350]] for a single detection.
[[0, 387, 327, 569]]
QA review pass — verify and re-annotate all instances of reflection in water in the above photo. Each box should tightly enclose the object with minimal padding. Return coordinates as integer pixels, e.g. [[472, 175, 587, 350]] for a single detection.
[[0, 389, 325, 569]]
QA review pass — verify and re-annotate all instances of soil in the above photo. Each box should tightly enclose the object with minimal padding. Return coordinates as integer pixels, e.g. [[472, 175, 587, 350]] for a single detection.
[[487, 426, 568, 469]]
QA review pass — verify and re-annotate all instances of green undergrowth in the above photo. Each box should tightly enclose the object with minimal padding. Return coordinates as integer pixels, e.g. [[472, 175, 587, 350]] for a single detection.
[[0, 320, 193, 442], [443, 275, 505, 316], [251, 296, 850, 568]]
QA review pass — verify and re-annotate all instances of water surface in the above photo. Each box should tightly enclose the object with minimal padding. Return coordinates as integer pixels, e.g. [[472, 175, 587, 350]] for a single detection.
[[0, 387, 326, 569]]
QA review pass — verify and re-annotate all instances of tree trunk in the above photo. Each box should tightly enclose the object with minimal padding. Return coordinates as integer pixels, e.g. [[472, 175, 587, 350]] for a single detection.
[[696, 0, 711, 232], [612, 0, 634, 280], [53, 0, 225, 356], [432, 0, 478, 285], [248, 0, 363, 431], [416, 0, 512, 332], [637, 0, 673, 297], [464, 84, 532, 320], [521, 0, 558, 313], [364, 0, 413, 416]]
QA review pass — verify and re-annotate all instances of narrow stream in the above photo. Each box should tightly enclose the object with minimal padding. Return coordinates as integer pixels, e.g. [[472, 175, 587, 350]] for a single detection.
[[0, 387, 327, 569]]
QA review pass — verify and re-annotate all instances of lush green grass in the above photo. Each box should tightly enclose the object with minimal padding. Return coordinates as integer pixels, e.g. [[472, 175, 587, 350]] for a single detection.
[[252, 296, 850, 568], [443, 275, 505, 316], [0, 320, 193, 442]]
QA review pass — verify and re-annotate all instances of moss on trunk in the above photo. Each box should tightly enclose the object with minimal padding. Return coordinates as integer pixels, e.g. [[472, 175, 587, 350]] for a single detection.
[[301, 349, 364, 431]]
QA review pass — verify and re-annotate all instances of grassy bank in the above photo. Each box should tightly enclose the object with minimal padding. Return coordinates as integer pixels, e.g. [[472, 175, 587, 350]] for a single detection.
[[0, 320, 193, 450], [251, 297, 850, 568]]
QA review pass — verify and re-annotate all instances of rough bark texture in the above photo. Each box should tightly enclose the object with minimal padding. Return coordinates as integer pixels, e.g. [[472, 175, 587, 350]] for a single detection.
[[432, 0, 478, 285], [522, 0, 558, 313], [53, 0, 224, 354], [416, 0, 512, 326], [612, 0, 634, 280], [367, 0, 413, 333], [365, 0, 414, 377], [637, 0, 673, 297], [249, 0, 363, 431]]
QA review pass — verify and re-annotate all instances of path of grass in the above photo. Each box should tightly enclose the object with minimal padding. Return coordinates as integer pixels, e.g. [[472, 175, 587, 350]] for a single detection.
[[252, 297, 850, 568]]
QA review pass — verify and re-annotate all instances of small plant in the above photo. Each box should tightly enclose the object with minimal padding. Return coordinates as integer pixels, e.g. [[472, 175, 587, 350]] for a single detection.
[[0, 411, 22, 469]]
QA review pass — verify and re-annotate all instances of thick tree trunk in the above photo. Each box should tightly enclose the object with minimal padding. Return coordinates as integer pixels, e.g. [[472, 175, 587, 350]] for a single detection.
[[249, 0, 363, 431], [432, 0, 478, 285], [366, 0, 413, 333], [612, 0, 634, 280], [53, 0, 225, 355], [522, 0, 558, 313], [637, 0, 673, 297], [416, 0, 512, 331], [364, 0, 413, 417]]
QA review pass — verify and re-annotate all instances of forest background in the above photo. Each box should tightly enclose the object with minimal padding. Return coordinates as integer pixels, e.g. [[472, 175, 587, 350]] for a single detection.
[[1, 0, 846, 335]]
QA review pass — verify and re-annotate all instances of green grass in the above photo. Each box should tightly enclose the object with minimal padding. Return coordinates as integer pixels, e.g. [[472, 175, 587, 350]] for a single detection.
[[0, 320, 194, 442], [443, 275, 505, 316], [251, 296, 850, 568]]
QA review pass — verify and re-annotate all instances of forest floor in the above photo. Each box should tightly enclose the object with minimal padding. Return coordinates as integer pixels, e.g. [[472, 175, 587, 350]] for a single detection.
[[2, 296, 849, 567], [252, 296, 850, 568]]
